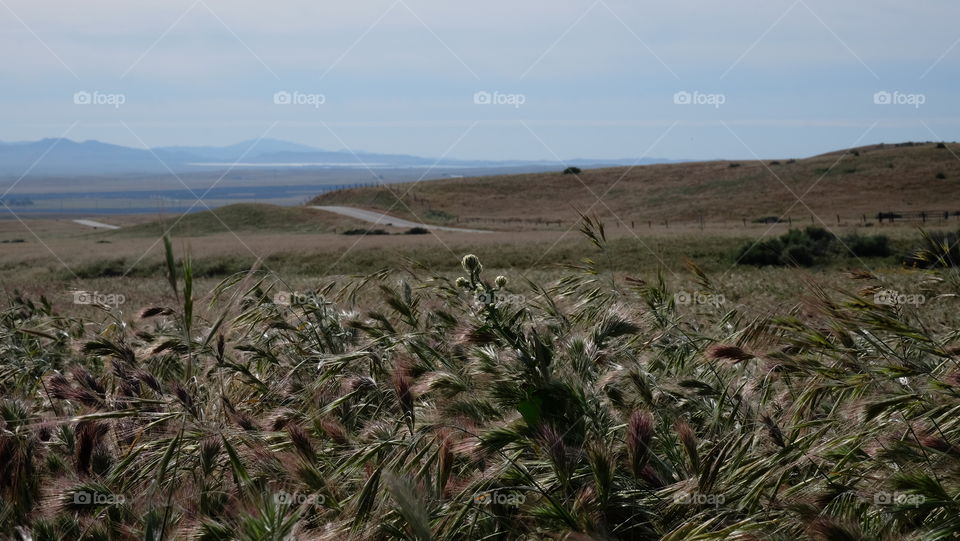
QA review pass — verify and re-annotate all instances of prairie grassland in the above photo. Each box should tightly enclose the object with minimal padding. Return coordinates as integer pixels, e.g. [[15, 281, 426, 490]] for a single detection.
[[0, 209, 938, 316], [1, 217, 959, 540]]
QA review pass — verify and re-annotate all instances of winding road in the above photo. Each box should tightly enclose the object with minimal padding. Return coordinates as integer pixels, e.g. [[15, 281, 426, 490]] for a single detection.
[[309, 206, 489, 233]]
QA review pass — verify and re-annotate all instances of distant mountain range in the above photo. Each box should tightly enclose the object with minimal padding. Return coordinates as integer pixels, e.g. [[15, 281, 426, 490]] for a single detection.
[[0, 137, 681, 177]]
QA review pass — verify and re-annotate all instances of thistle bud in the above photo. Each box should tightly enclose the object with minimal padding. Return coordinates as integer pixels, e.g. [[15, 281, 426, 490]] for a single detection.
[[495, 275, 507, 288], [461, 254, 481, 273], [455, 277, 470, 289]]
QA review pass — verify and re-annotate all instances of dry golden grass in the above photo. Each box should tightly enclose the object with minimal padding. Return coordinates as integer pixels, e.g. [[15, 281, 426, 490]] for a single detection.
[[311, 142, 960, 227]]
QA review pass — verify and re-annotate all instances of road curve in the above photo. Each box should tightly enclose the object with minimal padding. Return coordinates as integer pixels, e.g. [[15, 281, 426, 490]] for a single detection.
[[73, 219, 120, 230], [309, 206, 489, 233]]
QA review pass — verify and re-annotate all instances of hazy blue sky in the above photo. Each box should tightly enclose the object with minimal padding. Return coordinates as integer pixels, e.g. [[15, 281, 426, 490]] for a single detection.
[[1, 0, 958, 160]]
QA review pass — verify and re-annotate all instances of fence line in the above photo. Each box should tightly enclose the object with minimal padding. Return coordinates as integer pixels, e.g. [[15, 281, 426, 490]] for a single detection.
[[445, 210, 960, 230]]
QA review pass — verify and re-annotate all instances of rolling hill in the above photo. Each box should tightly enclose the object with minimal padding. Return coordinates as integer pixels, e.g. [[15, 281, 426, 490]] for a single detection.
[[310, 142, 960, 227], [105, 203, 364, 238]]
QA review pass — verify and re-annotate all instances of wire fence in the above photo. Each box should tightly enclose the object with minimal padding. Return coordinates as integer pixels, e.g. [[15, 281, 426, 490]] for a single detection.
[[449, 211, 960, 230]]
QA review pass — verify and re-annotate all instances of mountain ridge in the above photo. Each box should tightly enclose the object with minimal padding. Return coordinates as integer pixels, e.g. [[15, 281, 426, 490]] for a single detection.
[[0, 137, 681, 177]]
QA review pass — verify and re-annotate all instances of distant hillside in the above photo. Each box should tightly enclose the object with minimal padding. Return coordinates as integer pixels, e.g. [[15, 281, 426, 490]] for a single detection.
[[107, 203, 363, 238], [310, 142, 960, 225]]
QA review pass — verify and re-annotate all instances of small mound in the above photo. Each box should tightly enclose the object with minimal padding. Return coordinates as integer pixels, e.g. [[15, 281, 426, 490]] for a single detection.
[[106, 203, 355, 237]]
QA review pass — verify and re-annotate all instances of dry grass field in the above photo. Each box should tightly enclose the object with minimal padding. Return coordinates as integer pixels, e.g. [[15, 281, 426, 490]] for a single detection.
[[311, 142, 960, 228], [3, 147, 960, 540]]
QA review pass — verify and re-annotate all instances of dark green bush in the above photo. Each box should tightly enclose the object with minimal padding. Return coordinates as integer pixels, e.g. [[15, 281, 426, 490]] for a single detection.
[[342, 228, 389, 236], [842, 233, 891, 258], [737, 227, 890, 267]]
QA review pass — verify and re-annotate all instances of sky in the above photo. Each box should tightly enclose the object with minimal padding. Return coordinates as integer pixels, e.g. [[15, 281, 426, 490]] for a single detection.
[[1, 0, 958, 161]]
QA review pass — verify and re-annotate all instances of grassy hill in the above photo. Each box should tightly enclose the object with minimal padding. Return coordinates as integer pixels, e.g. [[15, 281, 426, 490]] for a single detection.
[[310, 142, 960, 226], [105, 203, 363, 238]]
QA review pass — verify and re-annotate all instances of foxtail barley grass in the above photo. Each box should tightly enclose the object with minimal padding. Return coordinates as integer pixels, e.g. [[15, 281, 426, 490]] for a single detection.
[[0, 224, 959, 540]]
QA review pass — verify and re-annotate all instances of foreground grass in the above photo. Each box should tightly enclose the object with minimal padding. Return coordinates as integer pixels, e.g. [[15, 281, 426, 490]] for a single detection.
[[1, 222, 960, 540]]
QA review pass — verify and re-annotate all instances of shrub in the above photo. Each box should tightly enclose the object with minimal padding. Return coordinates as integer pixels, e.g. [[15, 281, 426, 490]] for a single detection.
[[737, 227, 889, 266], [562, 166, 582, 175], [937, 142, 948, 149], [842, 233, 891, 258], [342, 228, 389, 236], [936, 172, 947, 179], [404, 227, 429, 235], [736, 237, 785, 266]]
